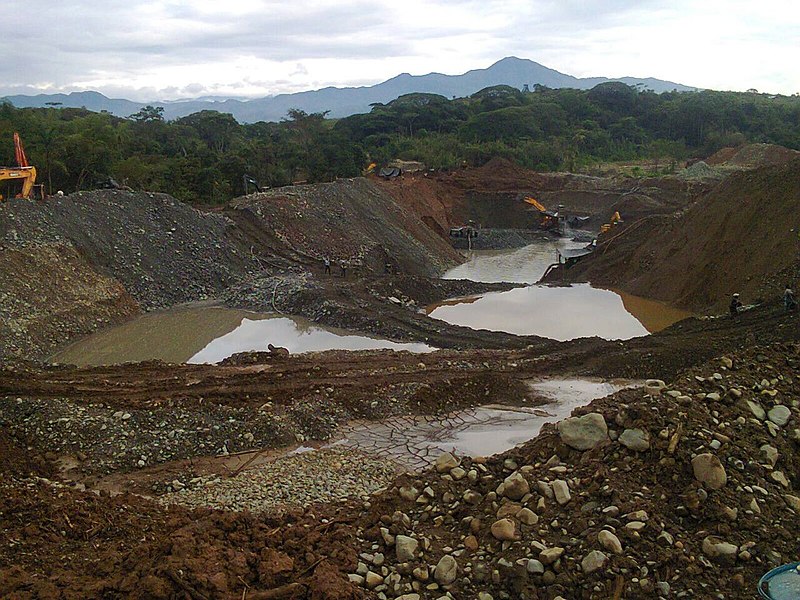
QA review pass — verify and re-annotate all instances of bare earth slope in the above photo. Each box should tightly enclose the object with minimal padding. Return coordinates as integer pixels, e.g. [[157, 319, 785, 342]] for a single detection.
[[555, 158, 800, 312], [0, 243, 139, 359], [228, 178, 462, 277], [380, 158, 707, 235], [0, 190, 258, 310]]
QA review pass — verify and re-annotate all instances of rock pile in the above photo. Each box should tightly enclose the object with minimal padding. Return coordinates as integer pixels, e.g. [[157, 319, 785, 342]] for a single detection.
[[348, 344, 800, 599]]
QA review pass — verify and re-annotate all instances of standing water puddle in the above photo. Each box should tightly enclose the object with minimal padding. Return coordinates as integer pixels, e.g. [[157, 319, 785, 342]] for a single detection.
[[333, 378, 636, 470], [50, 307, 431, 366], [429, 241, 691, 340]]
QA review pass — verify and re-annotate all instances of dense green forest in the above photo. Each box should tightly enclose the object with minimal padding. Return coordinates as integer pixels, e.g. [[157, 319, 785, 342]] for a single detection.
[[1, 83, 799, 203]]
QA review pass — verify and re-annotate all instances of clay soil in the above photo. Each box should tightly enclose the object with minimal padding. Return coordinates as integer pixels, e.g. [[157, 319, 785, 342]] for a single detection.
[[552, 157, 800, 312], [2, 150, 800, 599]]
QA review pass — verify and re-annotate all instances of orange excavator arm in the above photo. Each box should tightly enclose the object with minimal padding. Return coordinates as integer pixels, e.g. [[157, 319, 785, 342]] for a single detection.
[[0, 133, 40, 200], [14, 132, 29, 168], [0, 167, 37, 199], [523, 196, 547, 212]]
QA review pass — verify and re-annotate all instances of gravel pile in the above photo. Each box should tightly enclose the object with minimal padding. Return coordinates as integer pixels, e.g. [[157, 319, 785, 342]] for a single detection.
[[0, 190, 260, 309], [160, 447, 398, 513], [0, 396, 292, 475], [677, 161, 725, 180], [450, 229, 552, 251], [348, 343, 800, 599]]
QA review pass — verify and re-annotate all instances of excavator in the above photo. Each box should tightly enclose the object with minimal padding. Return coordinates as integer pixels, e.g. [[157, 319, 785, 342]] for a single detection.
[[523, 196, 562, 232], [0, 132, 44, 201]]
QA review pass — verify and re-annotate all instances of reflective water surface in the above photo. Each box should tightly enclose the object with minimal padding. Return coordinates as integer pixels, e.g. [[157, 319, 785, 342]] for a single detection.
[[333, 377, 637, 469], [430, 242, 692, 340], [51, 307, 431, 366], [444, 238, 585, 284]]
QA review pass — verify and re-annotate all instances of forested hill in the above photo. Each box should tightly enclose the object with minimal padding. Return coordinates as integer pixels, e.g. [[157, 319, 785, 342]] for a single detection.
[[2, 57, 694, 123], [0, 83, 798, 204]]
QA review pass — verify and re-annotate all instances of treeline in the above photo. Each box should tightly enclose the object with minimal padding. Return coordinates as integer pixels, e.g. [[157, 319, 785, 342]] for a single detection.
[[1, 83, 799, 203], [336, 84, 800, 172], [0, 104, 363, 203]]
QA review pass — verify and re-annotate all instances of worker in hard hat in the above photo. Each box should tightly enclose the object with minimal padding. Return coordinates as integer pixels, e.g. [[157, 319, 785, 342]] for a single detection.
[[729, 293, 742, 317]]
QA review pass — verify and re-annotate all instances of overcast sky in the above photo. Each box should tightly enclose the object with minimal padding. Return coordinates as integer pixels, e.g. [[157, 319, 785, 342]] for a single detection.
[[3, 0, 798, 100]]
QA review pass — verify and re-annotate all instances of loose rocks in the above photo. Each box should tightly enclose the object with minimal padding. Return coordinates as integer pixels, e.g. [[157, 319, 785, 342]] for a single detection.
[[557, 413, 608, 450], [581, 550, 608, 574], [598, 530, 623, 554], [691, 453, 727, 490], [396, 535, 419, 561], [502, 471, 530, 500], [434, 555, 458, 586], [619, 428, 650, 451], [491, 518, 517, 541]]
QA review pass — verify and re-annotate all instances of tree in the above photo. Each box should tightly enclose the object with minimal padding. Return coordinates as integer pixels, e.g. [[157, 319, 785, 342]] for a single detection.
[[129, 105, 164, 123]]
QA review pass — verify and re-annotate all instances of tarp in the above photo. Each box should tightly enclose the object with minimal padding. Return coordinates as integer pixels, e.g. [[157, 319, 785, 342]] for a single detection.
[[379, 167, 401, 178]]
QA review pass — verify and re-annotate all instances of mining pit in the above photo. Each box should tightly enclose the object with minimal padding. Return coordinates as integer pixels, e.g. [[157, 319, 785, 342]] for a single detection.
[[1, 149, 799, 599]]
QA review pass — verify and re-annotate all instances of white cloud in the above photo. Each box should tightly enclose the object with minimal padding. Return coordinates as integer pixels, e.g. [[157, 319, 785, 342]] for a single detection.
[[1, 0, 797, 100]]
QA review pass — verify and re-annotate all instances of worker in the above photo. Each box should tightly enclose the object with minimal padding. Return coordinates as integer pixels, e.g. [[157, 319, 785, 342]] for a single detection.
[[323, 257, 331, 275], [340, 259, 347, 278], [785, 285, 797, 311], [729, 293, 742, 317]]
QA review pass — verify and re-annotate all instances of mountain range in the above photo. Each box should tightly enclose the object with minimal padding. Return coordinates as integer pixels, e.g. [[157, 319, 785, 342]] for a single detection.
[[2, 57, 696, 124]]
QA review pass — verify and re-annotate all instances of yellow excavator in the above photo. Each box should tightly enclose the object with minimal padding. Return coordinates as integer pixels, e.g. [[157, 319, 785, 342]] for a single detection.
[[0, 133, 44, 201], [600, 211, 622, 233], [524, 196, 561, 232]]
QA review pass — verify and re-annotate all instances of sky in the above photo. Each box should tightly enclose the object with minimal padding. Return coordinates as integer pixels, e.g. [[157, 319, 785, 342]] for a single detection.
[[3, 0, 798, 100]]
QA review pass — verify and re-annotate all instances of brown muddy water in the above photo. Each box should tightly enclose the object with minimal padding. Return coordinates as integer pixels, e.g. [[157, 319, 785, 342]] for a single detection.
[[50, 306, 432, 366], [430, 242, 692, 340], [443, 238, 585, 284]]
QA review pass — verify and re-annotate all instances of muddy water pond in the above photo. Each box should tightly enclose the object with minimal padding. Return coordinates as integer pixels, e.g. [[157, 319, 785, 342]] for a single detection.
[[430, 241, 691, 340], [443, 238, 585, 284], [333, 377, 637, 470], [50, 307, 431, 366]]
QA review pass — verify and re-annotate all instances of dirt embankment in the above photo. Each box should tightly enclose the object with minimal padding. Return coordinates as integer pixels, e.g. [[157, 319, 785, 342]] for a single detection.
[[706, 143, 800, 169], [550, 158, 800, 312], [2, 342, 799, 599], [0, 243, 139, 359], [228, 178, 462, 277], [379, 158, 708, 236]]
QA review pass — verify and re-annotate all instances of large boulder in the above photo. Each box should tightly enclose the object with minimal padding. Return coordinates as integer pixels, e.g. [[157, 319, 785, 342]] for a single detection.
[[558, 413, 608, 450]]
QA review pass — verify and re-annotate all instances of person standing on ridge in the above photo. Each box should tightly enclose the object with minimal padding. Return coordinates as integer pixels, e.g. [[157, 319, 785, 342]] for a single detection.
[[323, 257, 331, 275]]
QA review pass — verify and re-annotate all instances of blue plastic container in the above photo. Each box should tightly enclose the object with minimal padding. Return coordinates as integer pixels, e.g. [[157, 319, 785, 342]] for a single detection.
[[759, 562, 800, 599]]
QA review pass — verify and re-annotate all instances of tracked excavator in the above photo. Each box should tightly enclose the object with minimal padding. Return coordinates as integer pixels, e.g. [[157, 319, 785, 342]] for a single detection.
[[523, 196, 562, 232], [0, 133, 44, 201]]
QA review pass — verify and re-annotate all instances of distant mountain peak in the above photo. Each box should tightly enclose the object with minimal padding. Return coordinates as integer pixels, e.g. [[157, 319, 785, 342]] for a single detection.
[[2, 57, 696, 123]]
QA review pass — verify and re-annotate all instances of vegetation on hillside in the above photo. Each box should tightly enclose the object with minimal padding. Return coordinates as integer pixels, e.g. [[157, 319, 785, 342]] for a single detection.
[[1, 84, 798, 203]]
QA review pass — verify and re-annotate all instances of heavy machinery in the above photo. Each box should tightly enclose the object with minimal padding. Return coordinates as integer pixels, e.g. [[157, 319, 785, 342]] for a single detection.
[[0, 133, 44, 201], [523, 196, 563, 233], [599, 211, 623, 233]]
